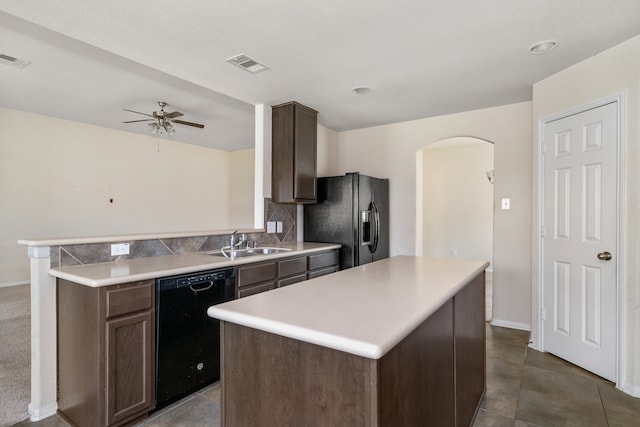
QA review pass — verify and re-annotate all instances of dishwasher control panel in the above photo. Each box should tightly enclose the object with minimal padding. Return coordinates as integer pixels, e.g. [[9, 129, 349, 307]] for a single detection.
[[176, 271, 227, 286]]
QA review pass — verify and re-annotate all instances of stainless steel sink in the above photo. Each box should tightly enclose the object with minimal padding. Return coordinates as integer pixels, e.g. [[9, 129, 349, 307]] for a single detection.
[[205, 247, 292, 258], [249, 247, 292, 255]]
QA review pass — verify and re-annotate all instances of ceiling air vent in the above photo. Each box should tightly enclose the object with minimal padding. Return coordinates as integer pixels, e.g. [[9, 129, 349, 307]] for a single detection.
[[0, 53, 31, 68], [226, 53, 269, 74]]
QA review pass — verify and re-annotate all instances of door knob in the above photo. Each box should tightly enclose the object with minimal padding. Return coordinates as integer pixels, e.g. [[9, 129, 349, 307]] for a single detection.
[[597, 251, 612, 261]]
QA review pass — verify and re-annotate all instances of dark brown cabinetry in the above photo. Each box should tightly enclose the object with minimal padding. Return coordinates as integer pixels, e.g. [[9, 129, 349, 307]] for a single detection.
[[220, 270, 486, 426], [237, 261, 277, 298], [58, 280, 155, 427], [271, 101, 318, 203], [237, 249, 339, 297]]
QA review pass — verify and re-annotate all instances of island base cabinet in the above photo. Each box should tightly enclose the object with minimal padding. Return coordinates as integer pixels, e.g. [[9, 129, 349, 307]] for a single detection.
[[219, 272, 485, 427], [454, 274, 486, 427], [378, 299, 455, 427], [221, 322, 377, 427]]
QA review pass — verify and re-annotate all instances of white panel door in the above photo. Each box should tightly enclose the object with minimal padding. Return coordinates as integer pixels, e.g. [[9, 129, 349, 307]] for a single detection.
[[542, 102, 617, 381]]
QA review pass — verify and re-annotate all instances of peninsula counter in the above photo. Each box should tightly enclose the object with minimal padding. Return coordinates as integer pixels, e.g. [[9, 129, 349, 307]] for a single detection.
[[208, 256, 489, 427]]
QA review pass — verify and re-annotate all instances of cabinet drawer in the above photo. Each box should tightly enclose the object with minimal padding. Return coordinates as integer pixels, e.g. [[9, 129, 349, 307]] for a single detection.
[[237, 281, 275, 298], [278, 273, 307, 288], [308, 266, 339, 280], [278, 256, 307, 278], [308, 250, 339, 271], [105, 281, 153, 319], [238, 262, 277, 288]]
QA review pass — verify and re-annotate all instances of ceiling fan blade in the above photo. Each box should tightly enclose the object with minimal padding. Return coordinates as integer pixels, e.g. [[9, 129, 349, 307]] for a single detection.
[[165, 111, 184, 119], [173, 119, 205, 129], [123, 108, 154, 118], [123, 119, 155, 123]]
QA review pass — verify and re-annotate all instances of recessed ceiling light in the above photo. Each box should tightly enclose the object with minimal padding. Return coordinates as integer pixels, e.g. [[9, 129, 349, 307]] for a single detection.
[[529, 40, 557, 54], [352, 86, 372, 95]]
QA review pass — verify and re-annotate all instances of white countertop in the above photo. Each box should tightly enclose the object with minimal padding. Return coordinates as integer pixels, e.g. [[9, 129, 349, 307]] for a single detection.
[[208, 256, 489, 360], [50, 242, 340, 287]]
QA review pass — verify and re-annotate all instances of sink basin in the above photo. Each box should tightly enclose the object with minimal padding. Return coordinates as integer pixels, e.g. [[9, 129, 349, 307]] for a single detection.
[[248, 247, 292, 255], [205, 247, 292, 258], [206, 249, 255, 258]]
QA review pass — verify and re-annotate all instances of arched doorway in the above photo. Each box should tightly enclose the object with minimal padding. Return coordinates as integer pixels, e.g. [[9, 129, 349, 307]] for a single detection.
[[417, 136, 495, 319]]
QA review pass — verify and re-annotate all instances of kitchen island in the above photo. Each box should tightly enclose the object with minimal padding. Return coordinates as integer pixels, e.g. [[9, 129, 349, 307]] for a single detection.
[[208, 256, 489, 427]]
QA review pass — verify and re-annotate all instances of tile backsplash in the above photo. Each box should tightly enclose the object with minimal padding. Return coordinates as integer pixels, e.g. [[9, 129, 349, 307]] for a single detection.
[[51, 198, 298, 268]]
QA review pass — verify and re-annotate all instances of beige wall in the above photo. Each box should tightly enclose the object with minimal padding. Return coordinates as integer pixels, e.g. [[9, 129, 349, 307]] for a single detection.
[[532, 35, 640, 394], [422, 139, 494, 265], [0, 107, 253, 285], [317, 124, 340, 177], [337, 102, 532, 328], [228, 148, 255, 228]]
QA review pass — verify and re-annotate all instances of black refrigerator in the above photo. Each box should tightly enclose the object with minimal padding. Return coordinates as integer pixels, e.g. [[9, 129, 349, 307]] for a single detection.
[[304, 172, 389, 269]]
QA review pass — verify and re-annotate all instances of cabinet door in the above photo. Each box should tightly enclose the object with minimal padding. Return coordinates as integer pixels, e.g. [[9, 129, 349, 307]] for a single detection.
[[106, 310, 154, 426], [272, 101, 317, 203], [308, 265, 339, 279], [308, 250, 339, 271], [293, 104, 317, 201], [278, 273, 307, 288], [238, 281, 276, 298], [238, 261, 276, 288], [278, 256, 307, 278]]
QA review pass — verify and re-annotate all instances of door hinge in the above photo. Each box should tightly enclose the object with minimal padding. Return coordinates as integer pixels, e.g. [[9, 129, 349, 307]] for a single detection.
[[541, 225, 545, 238], [541, 308, 546, 320]]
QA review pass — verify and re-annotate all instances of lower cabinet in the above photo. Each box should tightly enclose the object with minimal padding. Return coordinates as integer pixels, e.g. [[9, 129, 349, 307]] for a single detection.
[[58, 279, 155, 427], [220, 270, 486, 426], [237, 249, 339, 297]]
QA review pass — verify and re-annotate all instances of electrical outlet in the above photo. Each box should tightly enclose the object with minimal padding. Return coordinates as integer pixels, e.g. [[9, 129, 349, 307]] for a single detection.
[[110, 243, 130, 256], [267, 221, 276, 233], [276, 221, 283, 233], [452, 249, 458, 257]]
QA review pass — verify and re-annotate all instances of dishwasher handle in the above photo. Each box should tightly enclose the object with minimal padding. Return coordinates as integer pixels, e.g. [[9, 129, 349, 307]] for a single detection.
[[189, 281, 214, 293]]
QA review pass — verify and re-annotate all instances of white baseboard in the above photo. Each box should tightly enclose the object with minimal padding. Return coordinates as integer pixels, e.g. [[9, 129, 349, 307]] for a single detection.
[[490, 318, 531, 331], [0, 280, 29, 288], [620, 383, 640, 398], [28, 402, 58, 421]]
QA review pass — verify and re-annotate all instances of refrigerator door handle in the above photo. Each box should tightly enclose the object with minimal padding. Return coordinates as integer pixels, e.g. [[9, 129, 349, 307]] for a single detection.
[[371, 201, 380, 254], [360, 209, 372, 246]]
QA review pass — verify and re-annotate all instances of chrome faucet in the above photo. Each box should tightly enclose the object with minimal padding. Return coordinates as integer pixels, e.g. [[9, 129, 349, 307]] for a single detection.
[[229, 231, 246, 249]]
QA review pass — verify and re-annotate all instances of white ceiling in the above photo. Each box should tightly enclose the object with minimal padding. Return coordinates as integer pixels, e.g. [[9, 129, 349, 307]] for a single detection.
[[1, 1, 639, 151]]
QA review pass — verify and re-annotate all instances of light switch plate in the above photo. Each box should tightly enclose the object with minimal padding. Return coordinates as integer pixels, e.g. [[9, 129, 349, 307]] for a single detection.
[[267, 221, 276, 233], [276, 221, 283, 233], [501, 198, 511, 210], [111, 243, 130, 256]]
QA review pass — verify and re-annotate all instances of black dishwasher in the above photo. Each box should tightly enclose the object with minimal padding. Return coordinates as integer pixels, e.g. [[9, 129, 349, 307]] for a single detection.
[[155, 267, 236, 410]]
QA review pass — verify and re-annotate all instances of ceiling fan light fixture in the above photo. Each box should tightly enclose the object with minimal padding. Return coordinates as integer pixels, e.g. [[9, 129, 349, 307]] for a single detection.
[[124, 101, 204, 135], [530, 40, 557, 54]]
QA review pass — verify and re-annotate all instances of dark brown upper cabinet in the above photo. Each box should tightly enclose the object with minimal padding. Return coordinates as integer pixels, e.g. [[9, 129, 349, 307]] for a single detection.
[[271, 101, 318, 203]]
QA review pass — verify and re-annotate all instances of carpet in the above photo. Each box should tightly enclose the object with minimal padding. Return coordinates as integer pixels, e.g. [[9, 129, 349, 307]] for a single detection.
[[0, 285, 31, 427]]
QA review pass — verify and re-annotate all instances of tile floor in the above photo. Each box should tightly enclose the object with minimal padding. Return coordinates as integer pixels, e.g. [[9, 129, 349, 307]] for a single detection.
[[475, 325, 640, 426], [14, 325, 640, 427]]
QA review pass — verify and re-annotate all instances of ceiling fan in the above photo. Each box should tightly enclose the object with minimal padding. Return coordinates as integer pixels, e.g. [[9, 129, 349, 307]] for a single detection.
[[123, 101, 205, 135]]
